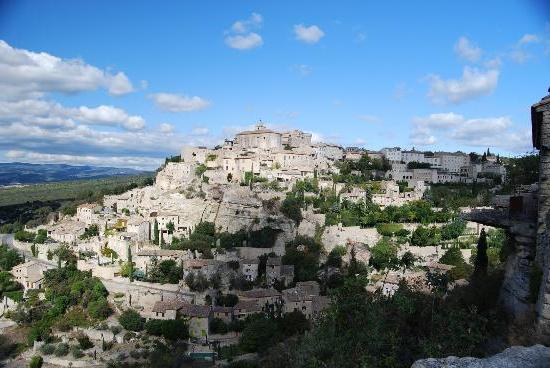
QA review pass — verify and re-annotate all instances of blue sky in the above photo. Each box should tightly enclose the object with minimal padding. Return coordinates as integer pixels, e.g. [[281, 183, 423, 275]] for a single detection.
[[0, 0, 548, 169]]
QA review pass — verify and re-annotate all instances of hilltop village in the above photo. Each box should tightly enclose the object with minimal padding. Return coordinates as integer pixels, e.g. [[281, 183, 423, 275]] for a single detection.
[[0, 123, 514, 366]]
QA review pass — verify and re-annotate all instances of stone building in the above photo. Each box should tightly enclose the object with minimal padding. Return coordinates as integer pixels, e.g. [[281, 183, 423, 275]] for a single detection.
[[10, 261, 53, 291], [234, 123, 282, 150], [76, 203, 100, 225]]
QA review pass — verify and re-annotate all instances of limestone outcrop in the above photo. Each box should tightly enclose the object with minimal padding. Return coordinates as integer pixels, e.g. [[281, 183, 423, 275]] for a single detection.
[[411, 345, 550, 368]]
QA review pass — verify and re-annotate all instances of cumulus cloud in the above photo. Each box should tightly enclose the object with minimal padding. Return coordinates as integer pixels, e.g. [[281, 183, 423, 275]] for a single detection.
[[426, 67, 499, 104], [454, 36, 482, 62], [225, 33, 263, 50], [149, 92, 211, 112], [191, 127, 209, 136], [0, 99, 145, 131], [225, 13, 264, 50], [159, 123, 174, 134], [410, 112, 530, 151], [294, 24, 325, 44], [231, 12, 263, 33], [0, 40, 134, 99]]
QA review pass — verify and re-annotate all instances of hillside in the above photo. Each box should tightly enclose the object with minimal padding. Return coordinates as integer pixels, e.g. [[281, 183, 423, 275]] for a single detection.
[[0, 162, 150, 186]]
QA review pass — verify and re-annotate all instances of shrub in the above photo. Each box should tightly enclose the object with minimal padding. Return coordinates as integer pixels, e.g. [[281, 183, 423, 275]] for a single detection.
[[144, 319, 189, 341], [40, 343, 55, 355], [71, 345, 84, 359], [88, 298, 112, 320], [76, 334, 94, 350], [281, 195, 303, 224], [54, 343, 69, 357], [376, 223, 403, 237], [110, 325, 122, 335], [210, 318, 228, 334], [29, 355, 43, 368], [118, 309, 144, 332]]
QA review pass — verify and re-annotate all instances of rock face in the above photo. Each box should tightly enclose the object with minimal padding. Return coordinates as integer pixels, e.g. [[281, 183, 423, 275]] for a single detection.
[[411, 345, 550, 368]]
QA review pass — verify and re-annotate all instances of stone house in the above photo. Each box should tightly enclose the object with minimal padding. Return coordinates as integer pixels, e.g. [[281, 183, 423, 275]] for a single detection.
[[150, 299, 211, 338], [266, 256, 295, 286], [48, 220, 86, 244], [281, 281, 330, 319], [340, 187, 367, 204], [76, 203, 100, 225], [126, 217, 150, 242], [10, 261, 53, 291], [233, 299, 262, 320], [135, 249, 192, 272], [212, 305, 233, 323], [237, 288, 281, 306], [240, 259, 259, 282]]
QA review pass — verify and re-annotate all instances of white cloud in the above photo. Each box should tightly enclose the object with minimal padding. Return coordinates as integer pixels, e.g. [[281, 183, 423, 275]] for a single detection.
[[355, 32, 367, 43], [225, 33, 263, 50], [5, 150, 163, 171], [225, 13, 264, 50], [291, 64, 312, 77], [413, 112, 464, 128], [0, 99, 145, 131], [410, 112, 530, 151], [357, 115, 380, 123], [484, 57, 502, 69], [293, 24, 325, 44], [73, 105, 145, 130], [191, 127, 209, 136], [149, 93, 211, 112], [454, 36, 482, 62], [0, 40, 134, 99], [426, 67, 499, 104], [509, 49, 530, 64], [518, 34, 539, 45], [159, 123, 174, 134], [230, 12, 263, 34]]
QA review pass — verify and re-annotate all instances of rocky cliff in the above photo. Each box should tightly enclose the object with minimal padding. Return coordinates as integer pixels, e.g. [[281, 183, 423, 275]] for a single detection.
[[412, 345, 550, 368]]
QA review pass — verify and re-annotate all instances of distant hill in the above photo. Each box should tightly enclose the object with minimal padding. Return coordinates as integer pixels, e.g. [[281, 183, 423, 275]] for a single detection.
[[0, 162, 150, 186]]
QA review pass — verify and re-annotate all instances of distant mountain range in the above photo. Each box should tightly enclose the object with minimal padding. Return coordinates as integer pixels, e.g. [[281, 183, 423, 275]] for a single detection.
[[0, 162, 150, 186]]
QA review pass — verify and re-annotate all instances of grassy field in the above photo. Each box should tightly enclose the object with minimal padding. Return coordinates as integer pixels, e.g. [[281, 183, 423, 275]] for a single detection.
[[0, 174, 153, 207]]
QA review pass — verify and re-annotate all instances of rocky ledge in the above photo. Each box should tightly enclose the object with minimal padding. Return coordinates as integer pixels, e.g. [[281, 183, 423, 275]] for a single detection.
[[411, 345, 550, 368]]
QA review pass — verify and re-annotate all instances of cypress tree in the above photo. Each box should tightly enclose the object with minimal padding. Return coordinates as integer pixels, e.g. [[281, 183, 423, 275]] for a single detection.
[[153, 219, 159, 245], [474, 228, 488, 277]]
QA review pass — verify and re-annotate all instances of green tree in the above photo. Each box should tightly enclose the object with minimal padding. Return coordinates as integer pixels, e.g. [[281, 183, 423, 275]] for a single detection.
[[29, 355, 43, 368], [118, 309, 144, 332], [474, 229, 488, 278]]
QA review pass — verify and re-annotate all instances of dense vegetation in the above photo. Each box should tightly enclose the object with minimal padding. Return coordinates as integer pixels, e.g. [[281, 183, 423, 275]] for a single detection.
[[8, 261, 112, 344]]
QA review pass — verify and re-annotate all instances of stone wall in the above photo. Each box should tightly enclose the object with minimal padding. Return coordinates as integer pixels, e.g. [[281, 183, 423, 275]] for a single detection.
[[533, 98, 550, 334]]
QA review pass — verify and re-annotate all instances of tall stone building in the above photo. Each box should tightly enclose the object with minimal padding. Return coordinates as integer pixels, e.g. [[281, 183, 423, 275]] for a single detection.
[[532, 89, 550, 333]]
